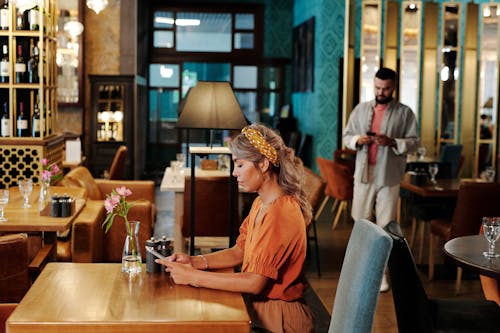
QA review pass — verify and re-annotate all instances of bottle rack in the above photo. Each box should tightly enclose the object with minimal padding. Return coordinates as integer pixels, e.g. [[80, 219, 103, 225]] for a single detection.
[[0, 0, 57, 140], [0, 0, 61, 189]]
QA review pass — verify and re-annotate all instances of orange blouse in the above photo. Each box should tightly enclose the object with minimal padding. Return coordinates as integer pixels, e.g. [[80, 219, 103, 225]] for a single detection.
[[236, 195, 308, 301]]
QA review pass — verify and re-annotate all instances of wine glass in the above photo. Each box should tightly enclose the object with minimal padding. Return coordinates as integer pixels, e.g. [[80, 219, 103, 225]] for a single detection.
[[485, 166, 496, 182], [416, 146, 426, 161], [176, 153, 186, 167], [0, 189, 8, 222], [428, 163, 439, 185], [482, 217, 500, 258], [18, 179, 33, 208]]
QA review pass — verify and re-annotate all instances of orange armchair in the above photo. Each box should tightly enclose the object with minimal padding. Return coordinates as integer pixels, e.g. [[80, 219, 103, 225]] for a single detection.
[[58, 166, 156, 262], [316, 157, 354, 229]]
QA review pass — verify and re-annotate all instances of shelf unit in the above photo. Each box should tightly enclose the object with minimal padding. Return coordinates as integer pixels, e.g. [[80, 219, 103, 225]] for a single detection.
[[89, 75, 134, 179], [0, 0, 61, 188]]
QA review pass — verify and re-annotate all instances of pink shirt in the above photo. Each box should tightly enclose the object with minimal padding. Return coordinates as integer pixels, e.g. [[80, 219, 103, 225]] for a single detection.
[[368, 103, 388, 165]]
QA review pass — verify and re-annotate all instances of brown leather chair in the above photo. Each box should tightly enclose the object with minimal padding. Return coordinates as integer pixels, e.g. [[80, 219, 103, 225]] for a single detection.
[[108, 145, 128, 180], [316, 157, 354, 229], [0, 303, 16, 333], [0, 234, 31, 303], [58, 166, 156, 262], [182, 176, 239, 253], [303, 167, 326, 276], [429, 182, 500, 290]]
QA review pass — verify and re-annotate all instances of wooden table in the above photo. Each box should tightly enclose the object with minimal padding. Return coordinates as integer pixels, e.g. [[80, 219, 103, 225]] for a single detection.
[[400, 174, 488, 198], [160, 167, 231, 253], [444, 235, 500, 280], [400, 174, 464, 198], [6, 263, 251, 333], [0, 186, 86, 257]]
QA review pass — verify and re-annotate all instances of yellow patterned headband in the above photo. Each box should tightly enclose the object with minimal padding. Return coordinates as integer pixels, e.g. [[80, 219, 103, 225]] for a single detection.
[[242, 127, 280, 166]]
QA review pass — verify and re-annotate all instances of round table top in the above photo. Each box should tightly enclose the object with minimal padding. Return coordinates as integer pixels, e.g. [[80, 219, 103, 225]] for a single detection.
[[444, 235, 500, 280]]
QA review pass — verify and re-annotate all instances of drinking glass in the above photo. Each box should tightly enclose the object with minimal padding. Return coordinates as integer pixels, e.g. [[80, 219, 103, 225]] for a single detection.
[[176, 153, 186, 167], [416, 146, 426, 161], [428, 163, 439, 185], [170, 160, 183, 184], [18, 179, 33, 208], [0, 189, 8, 222], [482, 217, 500, 258], [485, 166, 496, 182]]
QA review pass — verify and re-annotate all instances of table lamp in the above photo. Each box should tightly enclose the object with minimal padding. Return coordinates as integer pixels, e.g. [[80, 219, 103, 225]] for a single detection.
[[176, 81, 248, 147], [176, 81, 247, 254]]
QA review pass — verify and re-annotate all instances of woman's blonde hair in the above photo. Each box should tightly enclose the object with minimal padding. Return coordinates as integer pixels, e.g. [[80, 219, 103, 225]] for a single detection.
[[229, 123, 312, 224]]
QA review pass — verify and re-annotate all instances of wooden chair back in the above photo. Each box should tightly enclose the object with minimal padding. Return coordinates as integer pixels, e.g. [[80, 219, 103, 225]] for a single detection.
[[109, 145, 128, 180]]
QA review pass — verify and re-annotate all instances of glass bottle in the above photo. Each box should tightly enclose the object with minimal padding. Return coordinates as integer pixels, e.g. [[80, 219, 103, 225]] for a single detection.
[[32, 101, 40, 137], [0, 44, 9, 83], [0, 0, 9, 31], [15, 44, 26, 83], [16, 9, 25, 31], [16, 101, 29, 137], [28, 5, 39, 31], [0, 101, 8, 137], [27, 41, 39, 83], [122, 220, 142, 274]]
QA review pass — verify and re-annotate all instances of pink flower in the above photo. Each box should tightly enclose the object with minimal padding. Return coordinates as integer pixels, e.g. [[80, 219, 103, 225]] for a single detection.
[[41, 170, 51, 182], [104, 198, 116, 213], [102, 186, 134, 234], [116, 186, 132, 197], [51, 164, 60, 174], [41, 158, 48, 166]]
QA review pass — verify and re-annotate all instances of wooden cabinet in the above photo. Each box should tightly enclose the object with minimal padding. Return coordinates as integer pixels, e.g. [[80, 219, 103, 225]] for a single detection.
[[88, 75, 135, 179]]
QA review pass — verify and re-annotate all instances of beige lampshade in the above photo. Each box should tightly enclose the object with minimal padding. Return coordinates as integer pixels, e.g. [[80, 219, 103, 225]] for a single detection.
[[176, 81, 248, 130]]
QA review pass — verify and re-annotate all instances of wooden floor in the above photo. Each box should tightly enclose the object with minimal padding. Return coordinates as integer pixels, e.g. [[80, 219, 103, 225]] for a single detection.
[[304, 200, 485, 332]]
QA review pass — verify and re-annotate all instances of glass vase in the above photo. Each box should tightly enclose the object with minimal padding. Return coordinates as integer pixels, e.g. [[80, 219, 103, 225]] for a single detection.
[[122, 220, 142, 274], [38, 179, 51, 212]]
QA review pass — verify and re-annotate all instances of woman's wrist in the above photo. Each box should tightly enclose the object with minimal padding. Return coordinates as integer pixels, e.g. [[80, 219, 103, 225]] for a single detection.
[[196, 254, 209, 270]]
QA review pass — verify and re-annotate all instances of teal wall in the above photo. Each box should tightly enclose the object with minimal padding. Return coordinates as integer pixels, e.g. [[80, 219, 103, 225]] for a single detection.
[[293, 0, 346, 169]]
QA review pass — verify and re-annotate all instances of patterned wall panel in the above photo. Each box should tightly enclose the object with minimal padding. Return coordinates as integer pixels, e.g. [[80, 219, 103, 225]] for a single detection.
[[293, 0, 345, 169]]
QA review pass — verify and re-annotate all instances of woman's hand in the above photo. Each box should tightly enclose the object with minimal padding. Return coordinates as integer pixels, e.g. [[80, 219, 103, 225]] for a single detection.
[[163, 252, 192, 264], [164, 261, 197, 286]]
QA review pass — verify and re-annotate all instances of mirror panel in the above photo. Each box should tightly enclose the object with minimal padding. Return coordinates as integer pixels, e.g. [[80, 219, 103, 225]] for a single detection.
[[476, 3, 498, 176], [400, 1, 421, 116], [438, 3, 460, 143], [57, 0, 83, 105], [360, 1, 381, 102]]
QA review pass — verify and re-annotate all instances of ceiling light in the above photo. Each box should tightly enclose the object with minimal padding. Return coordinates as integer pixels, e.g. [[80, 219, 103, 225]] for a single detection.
[[86, 0, 109, 15]]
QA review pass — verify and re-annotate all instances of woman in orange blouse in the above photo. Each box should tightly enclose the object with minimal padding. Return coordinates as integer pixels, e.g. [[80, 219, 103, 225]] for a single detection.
[[158, 123, 314, 332]]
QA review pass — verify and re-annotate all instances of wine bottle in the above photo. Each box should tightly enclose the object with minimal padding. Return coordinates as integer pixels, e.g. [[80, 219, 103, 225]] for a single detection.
[[0, 44, 9, 83], [0, 101, 8, 137], [32, 101, 40, 137], [0, 0, 9, 31], [27, 42, 39, 83], [16, 9, 26, 31], [15, 44, 26, 83], [16, 101, 29, 137], [28, 5, 39, 31]]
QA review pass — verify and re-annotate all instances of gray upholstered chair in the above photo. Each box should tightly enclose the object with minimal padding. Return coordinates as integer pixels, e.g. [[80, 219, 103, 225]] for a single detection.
[[328, 219, 392, 333]]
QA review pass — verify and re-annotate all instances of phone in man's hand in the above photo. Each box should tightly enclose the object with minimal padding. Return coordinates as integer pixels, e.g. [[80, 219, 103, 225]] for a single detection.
[[145, 246, 166, 260], [366, 131, 376, 136]]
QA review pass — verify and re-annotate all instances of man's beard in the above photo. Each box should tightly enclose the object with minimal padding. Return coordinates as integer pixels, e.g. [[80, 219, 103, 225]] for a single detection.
[[376, 95, 393, 104]]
